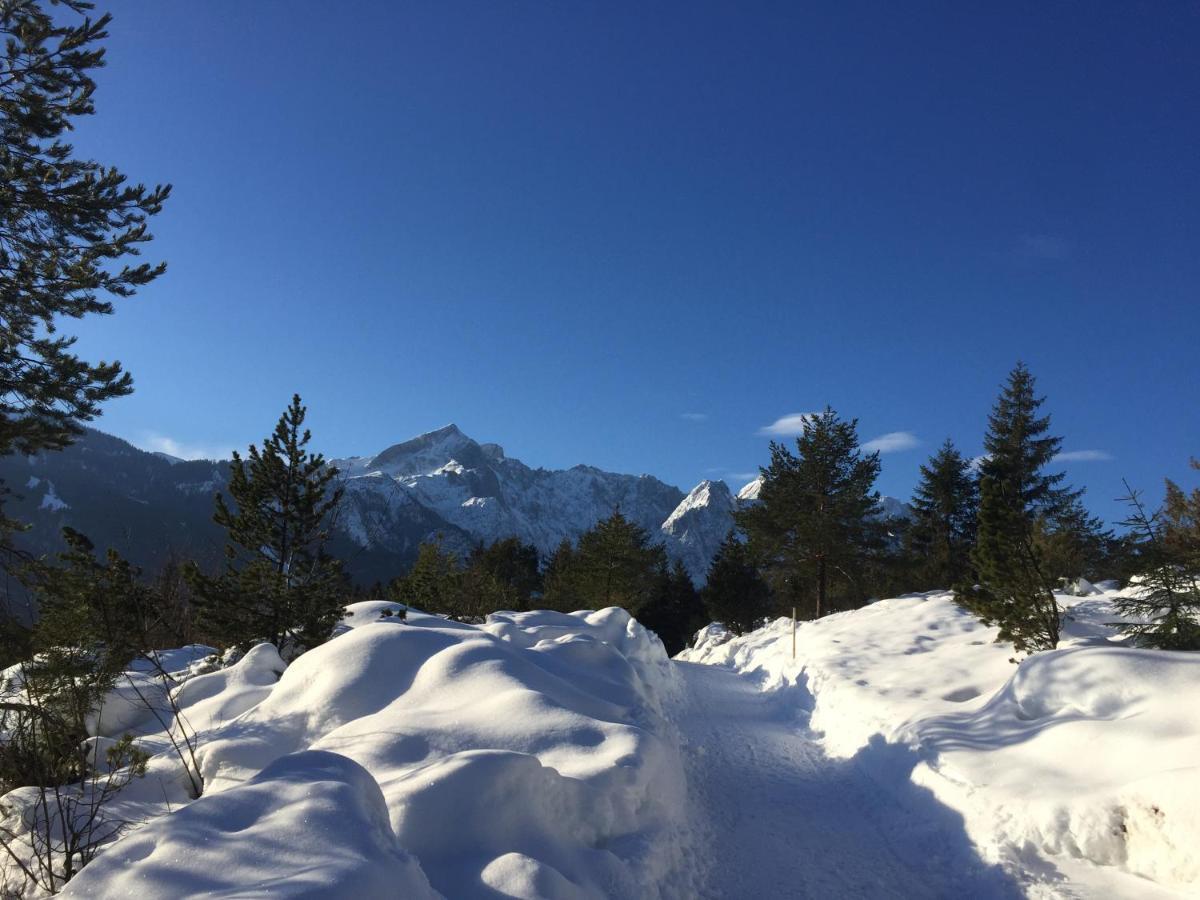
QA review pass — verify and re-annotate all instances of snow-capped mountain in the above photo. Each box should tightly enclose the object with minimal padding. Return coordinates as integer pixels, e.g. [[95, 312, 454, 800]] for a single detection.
[[659, 480, 737, 581], [0, 425, 913, 587], [332, 424, 687, 565], [336, 428, 912, 583], [736, 476, 763, 503]]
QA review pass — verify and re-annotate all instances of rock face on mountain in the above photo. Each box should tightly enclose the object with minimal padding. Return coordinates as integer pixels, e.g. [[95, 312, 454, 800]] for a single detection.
[[0, 426, 685, 585], [330, 425, 686, 569], [0, 425, 912, 589], [659, 480, 738, 582]]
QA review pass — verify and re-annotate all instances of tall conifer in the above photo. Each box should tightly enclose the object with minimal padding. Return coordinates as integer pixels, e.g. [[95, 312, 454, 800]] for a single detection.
[[702, 533, 774, 636], [737, 408, 882, 618], [638, 559, 706, 655], [191, 396, 345, 652], [958, 364, 1065, 652], [908, 440, 978, 588], [542, 510, 666, 613], [1, 1, 169, 560]]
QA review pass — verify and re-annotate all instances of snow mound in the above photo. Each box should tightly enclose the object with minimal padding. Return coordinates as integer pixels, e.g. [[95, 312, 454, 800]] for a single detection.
[[64, 607, 691, 898], [681, 587, 1200, 896], [913, 645, 1200, 888], [63, 750, 437, 898]]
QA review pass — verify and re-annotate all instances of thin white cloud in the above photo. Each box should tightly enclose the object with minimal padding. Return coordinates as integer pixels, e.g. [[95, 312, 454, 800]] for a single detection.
[[680, 412, 708, 422], [139, 433, 236, 462], [757, 412, 816, 437], [727, 471, 759, 483], [862, 431, 921, 454], [1053, 449, 1114, 463]]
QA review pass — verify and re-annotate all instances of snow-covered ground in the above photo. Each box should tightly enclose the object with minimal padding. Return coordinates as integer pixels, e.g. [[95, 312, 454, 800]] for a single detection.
[[3, 603, 700, 898], [5, 586, 1196, 897], [674, 660, 1023, 898], [679, 587, 1200, 898]]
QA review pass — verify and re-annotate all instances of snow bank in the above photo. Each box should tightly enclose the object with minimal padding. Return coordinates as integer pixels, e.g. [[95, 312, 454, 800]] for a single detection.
[[63, 751, 437, 898], [680, 588, 1200, 896], [51, 606, 691, 898]]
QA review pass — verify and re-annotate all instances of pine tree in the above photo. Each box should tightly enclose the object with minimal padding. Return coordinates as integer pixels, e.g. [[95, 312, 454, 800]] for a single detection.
[[1163, 460, 1200, 573], [540, 538, 580, 612], [190, 396, 345, 652], [736, 408, 882, 619], [0, 1, 171, 457], [465, 537, 542, 611], [637, 559, 706, 655], [907, 439, 978, 589], [958, 364, 1067, 653], [541, 511, 666, 613], [1033, 496, 1114, 589], [1111, 481, 1200, 649], [390, 540, 461, 615], [702, 533, 773, 636], [1, 1, 169, 555]]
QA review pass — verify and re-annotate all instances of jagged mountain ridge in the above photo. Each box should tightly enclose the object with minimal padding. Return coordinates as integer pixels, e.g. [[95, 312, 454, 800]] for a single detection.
[[331, 424, 688, 566], [0, 425, 911, 587]]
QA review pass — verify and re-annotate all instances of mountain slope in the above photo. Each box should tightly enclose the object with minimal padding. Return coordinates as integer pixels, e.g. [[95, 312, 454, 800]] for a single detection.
[[1, 426, 910, 589], [332, 424, 687, 563], [659, 480, 737, 582]]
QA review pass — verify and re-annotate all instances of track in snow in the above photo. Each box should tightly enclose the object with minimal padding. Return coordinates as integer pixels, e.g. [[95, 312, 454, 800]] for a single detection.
[[673, 661, 1023, 899]]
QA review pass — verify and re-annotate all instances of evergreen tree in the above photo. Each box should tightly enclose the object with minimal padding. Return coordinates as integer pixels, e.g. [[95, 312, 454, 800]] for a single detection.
[[387, 537, 542, 621], [0, 0, 171, 457], [1033, 497, 1115, 589], [907, 439, 978, 589], [1112, 481, 1200, 649], [390, 540, 461, 615], [190, 396, 345, 652], [466, 537, 542, 610], [541, 511, 666, 613], [1163, 459, 1200, 573], [736, 408, 882, 619], [0, 531, 200, 891], [958, 364, 1066, 653], [637, 559, 706, 655], [702, 533, 773, 636], [540, 538, 580, 612], [1, 0, 169, 557]]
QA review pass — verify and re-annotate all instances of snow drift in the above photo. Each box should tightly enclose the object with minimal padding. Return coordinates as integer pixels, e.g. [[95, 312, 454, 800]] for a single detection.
[[52, 604, 693, 898], [680, 588, 1200, 897]]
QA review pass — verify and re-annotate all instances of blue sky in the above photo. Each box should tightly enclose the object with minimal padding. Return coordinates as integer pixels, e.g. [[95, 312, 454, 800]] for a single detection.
[[68, 2, 1199, 522]]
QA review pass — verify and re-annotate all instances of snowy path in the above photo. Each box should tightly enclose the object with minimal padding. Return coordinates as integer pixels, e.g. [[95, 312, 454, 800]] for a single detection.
[[673, 661, 1022, 899]]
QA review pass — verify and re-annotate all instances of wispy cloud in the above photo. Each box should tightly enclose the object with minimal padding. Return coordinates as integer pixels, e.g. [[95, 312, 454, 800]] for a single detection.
[[138, 433, 236, 462], [862, 431, 921, 454], [1015, 233, 1072, 261], [757, 412, 816, 437], [1053, 449, 1113, 463], [680, 412, 708, 422]]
